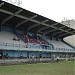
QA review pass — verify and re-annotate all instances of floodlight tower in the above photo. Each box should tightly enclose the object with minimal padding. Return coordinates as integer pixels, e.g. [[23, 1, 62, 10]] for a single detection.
[[5, 0, 22, 6]]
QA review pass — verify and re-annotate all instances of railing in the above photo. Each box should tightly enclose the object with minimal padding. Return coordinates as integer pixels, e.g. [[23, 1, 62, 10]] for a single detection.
[[0, 42, 75, 52]]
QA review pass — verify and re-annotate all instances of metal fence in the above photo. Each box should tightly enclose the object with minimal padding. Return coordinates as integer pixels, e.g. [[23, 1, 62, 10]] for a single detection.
[[0, 42, 75, 52], [0, 57, 75, 65]]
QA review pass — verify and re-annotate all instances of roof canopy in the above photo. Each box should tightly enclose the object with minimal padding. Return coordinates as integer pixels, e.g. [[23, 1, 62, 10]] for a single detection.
[[0, 0, 75, 38]]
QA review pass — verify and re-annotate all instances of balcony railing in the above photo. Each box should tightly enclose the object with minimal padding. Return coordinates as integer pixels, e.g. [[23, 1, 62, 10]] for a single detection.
[[0, 42, 75, 52]]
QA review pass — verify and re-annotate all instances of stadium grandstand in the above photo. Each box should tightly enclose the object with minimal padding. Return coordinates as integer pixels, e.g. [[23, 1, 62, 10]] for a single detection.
[[0, 0, 75, 63], [61, 19, 75, 47]]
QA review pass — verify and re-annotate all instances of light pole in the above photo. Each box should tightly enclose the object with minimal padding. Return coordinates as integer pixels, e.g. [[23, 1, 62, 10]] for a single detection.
[[5, 0, 22, 6]]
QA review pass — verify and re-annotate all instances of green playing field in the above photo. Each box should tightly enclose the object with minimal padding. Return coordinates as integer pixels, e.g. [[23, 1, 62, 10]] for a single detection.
[[0, 61, 75, 75]]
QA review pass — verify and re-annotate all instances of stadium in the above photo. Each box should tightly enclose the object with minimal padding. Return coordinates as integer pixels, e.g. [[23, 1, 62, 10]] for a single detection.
[[0, 0, 75, 75], [0, 0, 75, 63]]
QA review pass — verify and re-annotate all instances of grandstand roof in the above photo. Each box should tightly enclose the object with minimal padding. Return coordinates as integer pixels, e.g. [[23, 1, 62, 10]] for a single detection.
[[0, 0, 75, 38]]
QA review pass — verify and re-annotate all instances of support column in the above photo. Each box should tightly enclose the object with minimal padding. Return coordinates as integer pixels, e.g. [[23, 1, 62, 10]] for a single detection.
[[50, 35, 52, 40], [27, 51, 29, 58], [0, 23, 1, 31], [56, 37, 58, 41]]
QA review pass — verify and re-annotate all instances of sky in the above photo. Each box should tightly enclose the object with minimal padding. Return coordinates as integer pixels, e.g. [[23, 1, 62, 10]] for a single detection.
[[3, 0, 75, 22]]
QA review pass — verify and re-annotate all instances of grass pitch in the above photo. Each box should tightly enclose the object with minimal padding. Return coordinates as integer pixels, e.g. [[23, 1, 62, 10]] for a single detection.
[[0, 61, 75, 75]]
